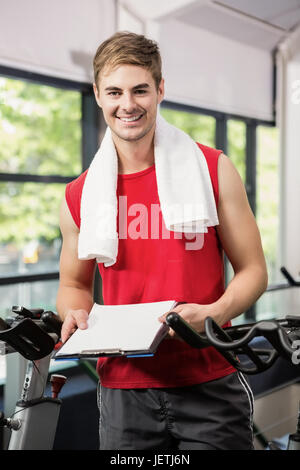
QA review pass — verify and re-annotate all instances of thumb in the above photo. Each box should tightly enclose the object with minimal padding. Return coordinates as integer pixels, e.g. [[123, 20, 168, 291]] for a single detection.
[[159, 308, 179, 323]]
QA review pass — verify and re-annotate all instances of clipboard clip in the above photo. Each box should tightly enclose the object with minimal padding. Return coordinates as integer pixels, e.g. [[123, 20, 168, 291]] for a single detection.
[[80, 348, 124, 356]]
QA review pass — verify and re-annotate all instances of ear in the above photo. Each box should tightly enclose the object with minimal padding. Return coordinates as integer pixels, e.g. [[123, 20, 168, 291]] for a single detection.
[[157, 78, 165, 105], [93, 83, 102, 108]]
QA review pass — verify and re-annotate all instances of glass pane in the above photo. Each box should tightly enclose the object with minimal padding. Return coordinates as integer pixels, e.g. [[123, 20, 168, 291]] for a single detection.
[[0, 182, 64, 278], [0, 279, 59, 319], [225, 120, 247, 290], [256, 125, 281, 319], [227, 119, 246, 182], [255, 289, 290, 322], [160, 107, 216, 148], [0, 76, 81, 176], [256, 126, 280, 284]]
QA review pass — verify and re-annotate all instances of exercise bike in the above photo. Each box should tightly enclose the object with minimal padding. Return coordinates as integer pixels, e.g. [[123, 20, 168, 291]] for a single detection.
[[0, 306, 66, 450]]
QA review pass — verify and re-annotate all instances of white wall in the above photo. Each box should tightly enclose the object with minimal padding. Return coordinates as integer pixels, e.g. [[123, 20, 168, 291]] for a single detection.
[[159, 19, 274, 121], [0, 1, 274, 120], [0, 0, 116, 82]]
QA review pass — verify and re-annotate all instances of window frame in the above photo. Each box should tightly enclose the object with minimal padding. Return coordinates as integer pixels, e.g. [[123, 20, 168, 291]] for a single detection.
[[0, 65, 99, 287]]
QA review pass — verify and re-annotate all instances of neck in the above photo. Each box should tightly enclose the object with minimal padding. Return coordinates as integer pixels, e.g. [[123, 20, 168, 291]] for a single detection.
[[113, 127, 155, 175]]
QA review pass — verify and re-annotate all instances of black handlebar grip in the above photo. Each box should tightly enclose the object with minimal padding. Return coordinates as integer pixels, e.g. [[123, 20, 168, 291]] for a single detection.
[[165, 312, 209, 349], [41, 311, 63, 337]]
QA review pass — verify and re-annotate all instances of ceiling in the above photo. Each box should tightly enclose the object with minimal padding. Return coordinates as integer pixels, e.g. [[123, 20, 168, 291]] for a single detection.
[[212, 0, 300, 31], [121, 0, 300, 50]]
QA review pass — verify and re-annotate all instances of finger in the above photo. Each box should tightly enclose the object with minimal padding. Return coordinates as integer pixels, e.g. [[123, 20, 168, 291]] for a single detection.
[[61, 316, 76, 343], [158, 310, 177, 323], [165, 330, 184, 342], [74, 309, 89, 329], [160, 304, 184, 319]]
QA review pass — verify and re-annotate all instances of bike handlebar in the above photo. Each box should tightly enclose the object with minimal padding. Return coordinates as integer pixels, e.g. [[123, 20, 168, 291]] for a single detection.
[[166, 312, 300, 375], [1, 289, 300, 374], [0, 307, 63, 360]]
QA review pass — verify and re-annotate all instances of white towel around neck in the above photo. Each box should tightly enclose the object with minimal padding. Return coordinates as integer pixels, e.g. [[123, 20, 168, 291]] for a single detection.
[[78, 113, 219, 267]]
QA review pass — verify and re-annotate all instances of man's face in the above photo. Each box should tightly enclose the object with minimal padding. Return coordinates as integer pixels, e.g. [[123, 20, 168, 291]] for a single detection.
[[94, 64, 164, 143]]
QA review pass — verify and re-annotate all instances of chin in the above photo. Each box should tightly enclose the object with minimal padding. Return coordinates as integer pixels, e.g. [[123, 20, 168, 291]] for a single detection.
[[120, 132, 148, 142], [114, 126, 151, 142]]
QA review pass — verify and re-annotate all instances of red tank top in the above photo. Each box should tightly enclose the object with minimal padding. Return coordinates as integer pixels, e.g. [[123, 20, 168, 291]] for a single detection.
[[65, 143, 236, 388]]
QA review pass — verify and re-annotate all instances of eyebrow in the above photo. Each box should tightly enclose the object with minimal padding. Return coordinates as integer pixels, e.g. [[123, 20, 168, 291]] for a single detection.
[[104, 83, 150, 92]]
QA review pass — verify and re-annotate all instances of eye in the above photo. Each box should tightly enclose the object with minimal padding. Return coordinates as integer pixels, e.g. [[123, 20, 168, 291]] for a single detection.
[[135, 89, 147, 94], [108, 91, 121, 96]]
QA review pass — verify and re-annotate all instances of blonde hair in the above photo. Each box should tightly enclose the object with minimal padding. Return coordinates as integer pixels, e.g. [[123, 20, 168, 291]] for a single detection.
[[93, 31, 162, 90]]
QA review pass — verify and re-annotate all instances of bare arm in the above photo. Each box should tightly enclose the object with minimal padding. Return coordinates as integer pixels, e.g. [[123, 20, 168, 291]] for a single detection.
[[56, 197, 96, 342], [212, 153, 268, 323], [160, 153, 268, 333]]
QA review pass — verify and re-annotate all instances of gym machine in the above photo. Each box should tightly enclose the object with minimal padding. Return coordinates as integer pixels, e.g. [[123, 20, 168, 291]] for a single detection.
[[0, 306, 65, 450]]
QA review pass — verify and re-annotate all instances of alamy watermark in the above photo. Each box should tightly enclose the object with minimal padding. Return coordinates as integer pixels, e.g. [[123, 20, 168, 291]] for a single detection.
[[95, 196, 206, 251], [292, 339, 300, 365]]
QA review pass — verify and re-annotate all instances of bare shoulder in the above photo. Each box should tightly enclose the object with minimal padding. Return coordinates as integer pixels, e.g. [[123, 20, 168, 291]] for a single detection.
[[217, 153, 248, 208], [59, 196, 79, 236]]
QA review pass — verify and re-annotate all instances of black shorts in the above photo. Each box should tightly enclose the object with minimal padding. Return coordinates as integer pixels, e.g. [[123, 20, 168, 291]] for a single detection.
[[97, 371, 254, 450]]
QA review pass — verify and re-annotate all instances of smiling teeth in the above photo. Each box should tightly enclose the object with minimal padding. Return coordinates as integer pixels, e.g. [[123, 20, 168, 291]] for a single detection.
[[119, 115, 142, 122]]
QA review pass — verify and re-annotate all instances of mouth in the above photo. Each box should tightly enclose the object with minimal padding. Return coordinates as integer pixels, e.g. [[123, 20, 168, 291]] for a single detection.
[[116, 113, 144, 123]]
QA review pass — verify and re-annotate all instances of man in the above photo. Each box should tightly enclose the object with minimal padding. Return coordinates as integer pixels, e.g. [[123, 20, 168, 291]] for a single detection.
[[56, 31, 268, 450]]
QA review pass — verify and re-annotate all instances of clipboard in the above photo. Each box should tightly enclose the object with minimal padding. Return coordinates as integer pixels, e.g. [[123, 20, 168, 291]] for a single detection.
[[54, 300, 178, 360]]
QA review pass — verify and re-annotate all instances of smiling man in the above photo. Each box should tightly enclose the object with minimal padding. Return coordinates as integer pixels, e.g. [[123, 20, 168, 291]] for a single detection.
[[56, 31, 268, 450], [94, 63, 164, 175]]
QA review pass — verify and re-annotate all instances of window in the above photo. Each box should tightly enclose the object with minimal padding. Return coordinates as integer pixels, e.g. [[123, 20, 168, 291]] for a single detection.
[[0, 77, 81, 176], [256, 125, 282, 320], [0, 68, 97, 383], [160, 105, 216, 148], [0, 76, 82, 317], [256, 125, 280, 284]]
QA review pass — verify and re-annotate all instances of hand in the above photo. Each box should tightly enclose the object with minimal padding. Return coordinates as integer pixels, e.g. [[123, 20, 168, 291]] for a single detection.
[[158, 303, 221, 340], [60, 309, 89, 343]]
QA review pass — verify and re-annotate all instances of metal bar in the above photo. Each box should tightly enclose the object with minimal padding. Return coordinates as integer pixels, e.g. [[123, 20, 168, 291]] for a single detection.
[[245, 121, 257, 215], [267, 283, 297, 292], [81, 90, 101, 170], [161, 100, 275, 127], [244, 121, 257, 321], [0, 272, 59, 286], [0, 270, 291, 293], [0, 173, 76, 184], [0, 65, 91, 92], [272, 49, 277, 123], [216, 115, 228, 154]]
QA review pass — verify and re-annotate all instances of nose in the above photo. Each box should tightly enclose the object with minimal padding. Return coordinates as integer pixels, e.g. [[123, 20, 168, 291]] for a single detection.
[[119, 91, 137, 113]]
